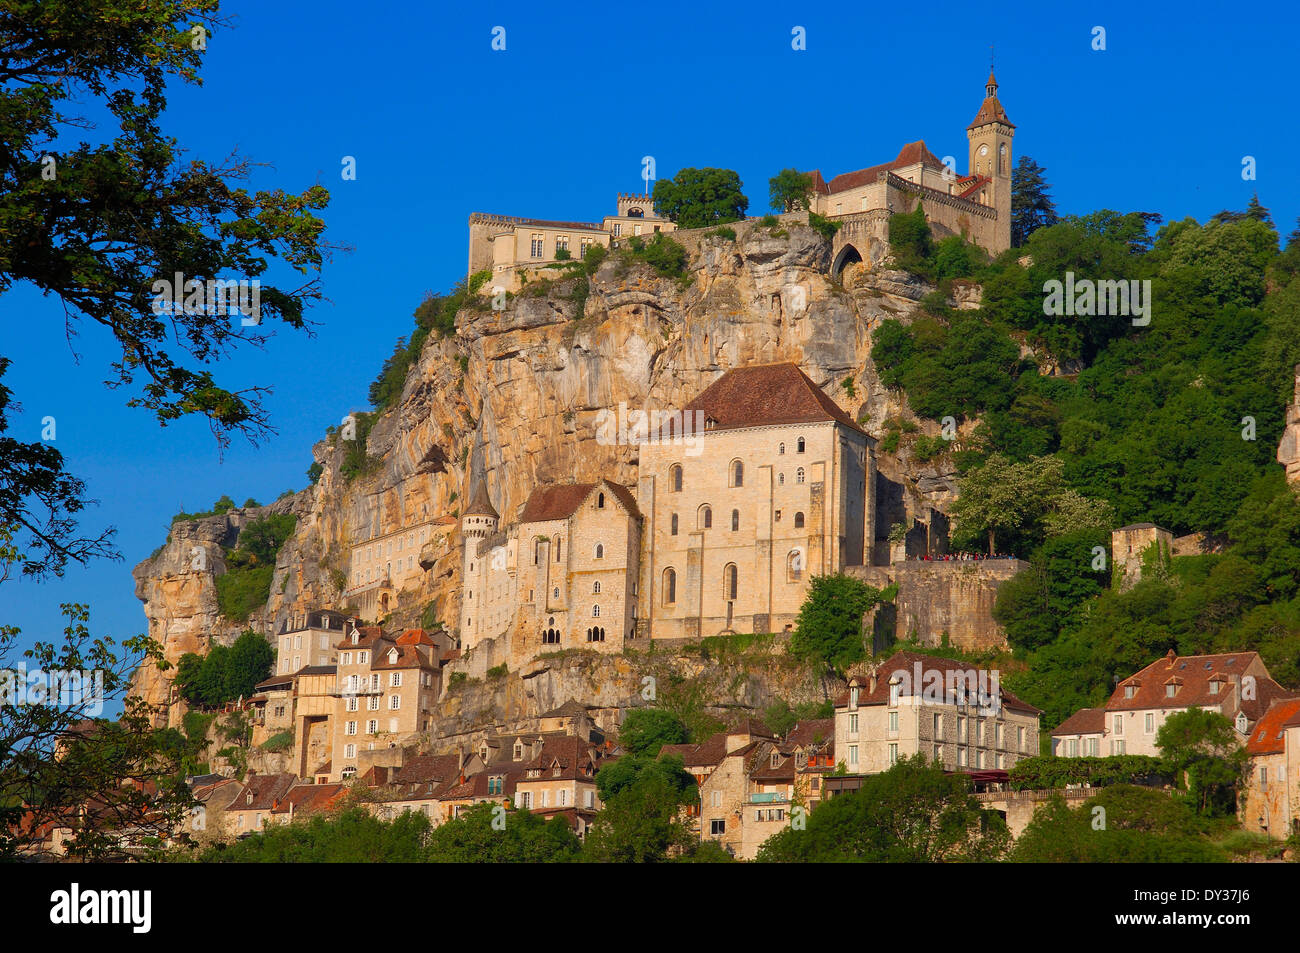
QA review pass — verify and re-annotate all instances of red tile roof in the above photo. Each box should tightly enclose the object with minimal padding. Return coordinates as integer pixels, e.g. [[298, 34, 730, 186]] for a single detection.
[[835, 651, 1040, 715], [1051, 707, 1106, 736], [1105, 651, 1293, 718], [968, 73, 1015, 130], [1247, 698, 1300, 756], [683, 363, 865, 435], [817, 141, 947, 195], [518, 479, 640, 523]]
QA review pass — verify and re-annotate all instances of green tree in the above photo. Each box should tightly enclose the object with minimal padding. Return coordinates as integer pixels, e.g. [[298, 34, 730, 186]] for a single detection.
[[789, 574, 892, 672], [0, 2, 333, 576], [1009, 787, 1223, 862], [582, 770, 698, 863], [1010, 156, 1059, 247], [423, 802, 581, 862], [755, 756, 1009, 862], [888, 206, 932, 270], [618, 708, 688, 757], [769, 168, 814, 212], [651, 168, 748, 229], [950, 454, 1112, 556], [224, 630, 274, 700], [1156, 708, 1246, 816]]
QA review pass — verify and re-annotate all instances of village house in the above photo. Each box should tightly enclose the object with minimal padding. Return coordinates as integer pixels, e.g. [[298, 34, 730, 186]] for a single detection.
[[833, 651, 1041, 775], [330, 625, 449, 781], [693, 718, 835, 860], [1064, 650, 1297, 758], [274, 608, 348, 675], [1240, 697, 1300, 839], [1050, 708, 1105, 758], [226, 772, 297, 838]]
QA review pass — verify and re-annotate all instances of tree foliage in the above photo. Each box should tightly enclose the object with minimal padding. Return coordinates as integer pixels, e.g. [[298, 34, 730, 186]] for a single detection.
[[1010, 155, 1059, 247], [789, 574, 892, 672], [652, 167, 748, 229], [755, 756, 1009, 862], [769, 168, 814, 212]]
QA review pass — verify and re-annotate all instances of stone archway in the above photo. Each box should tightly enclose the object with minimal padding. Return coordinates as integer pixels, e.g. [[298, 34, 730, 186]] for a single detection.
[[832, 243, 863, 279]]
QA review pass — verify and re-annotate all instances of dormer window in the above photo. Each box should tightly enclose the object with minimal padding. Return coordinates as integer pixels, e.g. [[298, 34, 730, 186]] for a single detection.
[[1124, 685, 1135, 699], [1166, 684, 1177, 698], [351, 632, 359, 645], [513, 743, 523, 760], [889, 677, 902, 707], [388, 648, 398, 664], [479, 744, 489, 761], [770, 752, 780, 768], [1209, 679, 1221, 695], [848, 686, 859, 710]]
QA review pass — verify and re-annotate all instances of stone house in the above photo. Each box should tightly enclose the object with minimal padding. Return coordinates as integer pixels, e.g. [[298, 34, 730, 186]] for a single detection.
[[466, 193, 675, 290], [1091, 650, 1293, 758], [1240, 697, 1300, 839], [511, 736, 608, 814], [274, 608, 347, 675], [331, 625, 446, 781], [833, 651, 1041, 775], [637, 363, 875, 640], [291, 664, 337, 782], [226, 772, 297, 837], [1050, 708, 1105, 757]]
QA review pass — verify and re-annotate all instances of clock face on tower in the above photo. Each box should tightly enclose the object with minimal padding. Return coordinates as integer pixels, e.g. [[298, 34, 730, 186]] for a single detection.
[[978, 145, 989, 157]]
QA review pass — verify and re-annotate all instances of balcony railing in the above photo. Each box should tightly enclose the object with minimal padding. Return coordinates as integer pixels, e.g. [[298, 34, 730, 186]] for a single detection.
[[749, 792, 788, 804]]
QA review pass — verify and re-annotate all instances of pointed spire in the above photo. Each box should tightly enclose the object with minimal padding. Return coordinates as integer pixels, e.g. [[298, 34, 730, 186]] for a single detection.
[[463, 480, 498, 520], [968, 63, 1014, 131]]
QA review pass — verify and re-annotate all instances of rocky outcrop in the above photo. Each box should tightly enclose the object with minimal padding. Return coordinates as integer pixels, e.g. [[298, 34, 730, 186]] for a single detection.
[[131, 219, 972, 723]]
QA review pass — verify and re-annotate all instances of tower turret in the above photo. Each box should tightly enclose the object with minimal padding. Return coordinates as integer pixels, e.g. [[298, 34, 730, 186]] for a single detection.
[[966, 68, 1015, 253]]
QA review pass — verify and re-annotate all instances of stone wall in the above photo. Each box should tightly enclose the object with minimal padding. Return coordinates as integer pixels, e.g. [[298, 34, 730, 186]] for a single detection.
[[849, 559, 1027, 652]]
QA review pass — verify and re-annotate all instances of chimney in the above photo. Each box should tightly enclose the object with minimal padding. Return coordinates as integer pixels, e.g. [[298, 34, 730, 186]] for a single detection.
[[1165, 649, 1177, 664]]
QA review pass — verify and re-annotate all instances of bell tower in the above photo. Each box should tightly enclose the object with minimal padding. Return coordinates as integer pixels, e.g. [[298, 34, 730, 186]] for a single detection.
[[966, 68, 1015, 253]]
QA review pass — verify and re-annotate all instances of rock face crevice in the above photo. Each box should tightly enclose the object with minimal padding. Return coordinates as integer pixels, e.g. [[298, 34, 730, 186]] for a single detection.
[[131, 220, 969, 723]]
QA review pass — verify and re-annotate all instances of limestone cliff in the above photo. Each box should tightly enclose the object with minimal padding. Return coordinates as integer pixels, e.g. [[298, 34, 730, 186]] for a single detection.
[[130, 218, 965, 722]]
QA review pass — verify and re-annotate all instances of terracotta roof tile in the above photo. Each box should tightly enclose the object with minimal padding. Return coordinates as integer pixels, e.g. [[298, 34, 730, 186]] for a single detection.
[[824, 141, 947, 195], [1051, 707, 1106, 736], [834, 651, 1040, 714], [519, 479, 640, 522], [1247, 698, 1300, 756], [683, 363, 865, 435]]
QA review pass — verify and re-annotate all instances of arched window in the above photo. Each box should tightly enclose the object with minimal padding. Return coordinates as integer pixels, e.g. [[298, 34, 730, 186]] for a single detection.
[[534, 540, 544, 565], [731, 460, 744, 487], [731, 509, 739, 531], [593, 581, 601, 594], [592, 604, 601, 618], [552, 587, 559, 599], [796, 437, 806, 453], [999, 143, 1008, 174], [699, 506, 712, 529], [594, 543, 604, 559], [556, 538, 562, 561], [663, 568, 677, 605], [796, 467, 806, 484], [670, 465, 683, 492], [597, 492, 605, 508], [542, 628, 561, 645], [670, 513, 678, 536], [788, 549, 804, 582], [778, 473, 785, 486], [794, 511, 805, 528], [724, 563, 738, 601], [778, 442, 785, 455]]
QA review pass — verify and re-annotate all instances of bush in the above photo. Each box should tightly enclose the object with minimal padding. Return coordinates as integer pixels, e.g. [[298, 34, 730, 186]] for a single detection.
[[260, 731, 294, 753], [486, 664, 507, 680], [1008, 755, 1170, 791], [706, 226, 736, 241], [808, 212, 840, 242]]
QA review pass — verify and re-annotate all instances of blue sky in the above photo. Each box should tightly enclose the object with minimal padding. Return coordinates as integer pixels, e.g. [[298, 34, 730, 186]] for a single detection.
[[3, 0, 1298, 694]]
